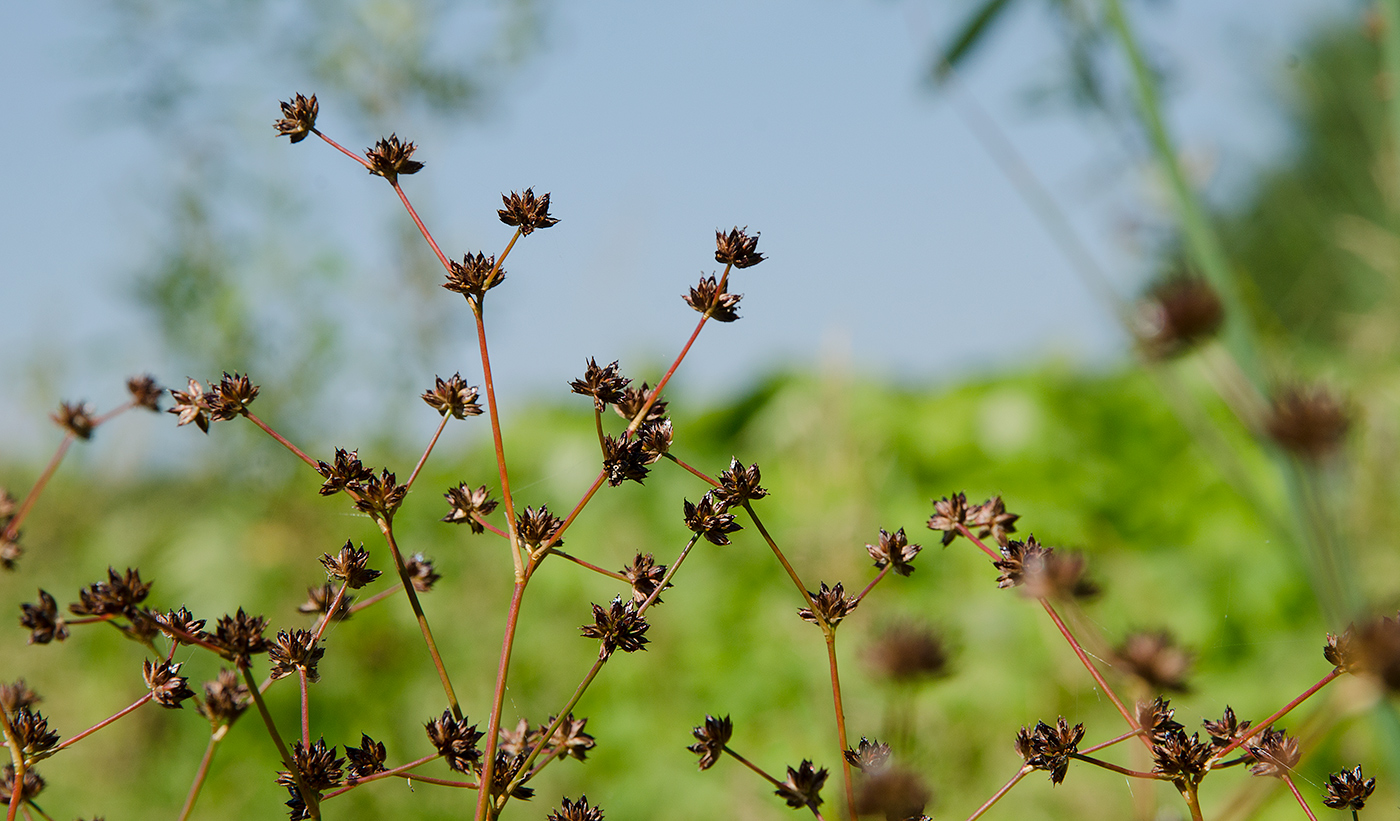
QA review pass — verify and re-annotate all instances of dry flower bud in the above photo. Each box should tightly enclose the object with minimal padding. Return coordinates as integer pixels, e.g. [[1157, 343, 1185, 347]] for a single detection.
[[274, 93, 318, 143], [621, 553, 670, 605], [298, 582, 354, 620], [516, 505, 565, 549], [320, 542, 381, 589], [168, 378, 212, 433], [443, 252, 504, 298], [1323, 765, 1375, 811], [197, 669, 250, 727], [52, 401, 95, 440], [277, 737, 344, 793], [425, 710, 484, 773], [854, 765, 932, 821], [1134, 697, 1184, 742], [926, 492, 969, 545], [422, 373, 482, 419], [315, 448, 373, 497], [351, 469, 406, 518], [1265, 384, 1350, 459], [20, 589, 67, 644], [1136, 276, 1224, 359], [866, 528, 922, 577], [543, 714, 596, 761], [1151, 729, 1213, 779], [210, 608, 270, 667], [1201, 705, 1250, 749], [143, 659, 195, 709], [683, 275, 742, 322], [687, 714, 732, 770], [498, 188, 559, 235], [126, 374, 163, 411], [269, 629, 325, 683], [967, 496, 1019, 546], [714, 459, 768, 507], [0, 536, 21, 572], [844, 737, 892, 772], [683, 492, 741, 545], [798, 582, 857, 627], [580, 597, 650, 660], [365, 134, 423, 181], [405, 554, 441, 592], [154, 607, 209, 644], [344, 734, 387, 781], [570, 358, 631, 410], [1114, 630, 1192, 693], [775, 760, 827, 809], [866, 623, 948, 683], [602, 435, 650, 486], [613, 383, 667, 423], [442, 484, 499, 532], [715, 226, 764, 268], [0, 680, 40, 714], [207, 372, 259, 420], [70, 567, 152, 618], [9, 706, 59, 755], [0, 765, 44, 806], [1246, 728, 1300, 778], [1014, 717, 1084, 784], [547, 795, 604, 821], [635, 419, 673, 462]]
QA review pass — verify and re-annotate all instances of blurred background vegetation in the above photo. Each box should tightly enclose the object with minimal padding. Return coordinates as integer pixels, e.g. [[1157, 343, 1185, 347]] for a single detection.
[[6, 1, 1400, 819]]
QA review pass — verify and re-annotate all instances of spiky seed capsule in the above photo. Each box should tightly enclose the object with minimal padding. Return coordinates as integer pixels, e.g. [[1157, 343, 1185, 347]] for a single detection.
[[687, 714, 732, 770], [714, 226, 764, 268], [498, 188, 559, 235], [274, 93, 318, 142]]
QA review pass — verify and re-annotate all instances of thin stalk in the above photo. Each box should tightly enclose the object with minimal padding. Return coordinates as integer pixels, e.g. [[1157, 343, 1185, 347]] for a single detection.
[[1280, 774, 1319, 821], [308, 581, 351, 648], [322, 753, 441, 799], [393, 772, 476, 788], [824, 631, 859, 821], [476, 580, 526, 821], [1216, 668, 1340, 759], [663, 453, 721, 486], [469, 299, 524, 580], [177, 736, 220, 821], [312, 130, 372, 170], [1179, 781, 1206, 821], [2, 437, 73, 543], [481, 229, 521, 292], [389, 179, 451, 271], [49, 693, 153, 754], [965, 766, 1031, 821], [242, 667, 319, 819], [955, 523, 1001, 561], [473, 515, 510, 539], [1039, 599, 1146, 747], [513, 659, 606, 781], [741, 501, 818, 613], [299, 669, 310, 749], [407, 415, 451, 491], [593, 407, 607, 453], [89, 401, 135, 427], [547, 548, 628, 582], [378, 519, 461, 719], [722, 747, 785, 789], [243, 412, 318, 471], [2, 706, 26, 821], [854, 566, 892, 603], [1082, 727, 1144, 755], [348, 584, 401, 614], [1070, 753, 1165, 780], [532, 471, 607, 563]]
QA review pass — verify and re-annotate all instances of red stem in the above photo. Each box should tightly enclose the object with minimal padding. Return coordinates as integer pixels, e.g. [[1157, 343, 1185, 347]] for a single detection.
[[1082, 727, 1143, 755], [470, 301, 523, 579], [51, 692, 153, 753], [389, 179, 451, 271], [824, 632, 859, 821], [664, 453, 721, 487], [243, 412, 318, 470], [722, 746, 784, 789], [1039, 599, 1147, 748], [546, 548, 628, 582], [176, 736, 219, 821], [965, 767, 1030, 821], [1216, 668, 1341, 759], [1070, 753, 1166, 779], [741, 501, 818, 614], [854, 566, 892, 603], [3, 437, 73, 543], [476, 581, 526, 821], [473, 516, 509, 539], [309, 581, 351, 647], [407, 415, 451, 491], [322, 753, 441, 799], [312, 130, 372, 170], [1281, 774, 1319, 821], [956, 523, 1002, 561], [348, 584, 401, 613], [393, 772, 476, 789], [299, 669, 310, 749]]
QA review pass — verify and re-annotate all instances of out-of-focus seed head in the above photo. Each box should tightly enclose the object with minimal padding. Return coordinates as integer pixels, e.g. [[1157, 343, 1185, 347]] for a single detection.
[[1246, 728, 1300, 778], [570, 359, 631, 410], [1135, 276, 1224, 359], [0, 536, 21, 571], [1201, 705, 1250, 749], [143, 659, 195, 708], [274, 93, 318, 143], [126, 374, 164, 411], [683, 274, 742, 322], [497, 717, 540, 759], [601, 435, 650, 486], [714, 459, 768, 508], [516, 505, 565, 549], [320, 542, 381, 589], [854, 765, 932, 821], [798, 582, 857, 627], [405, 554, 442, 592], [315, 448, 374, 497], [0, 680, 40, 714], [580, 597, 650, 660], [613, 383, 667, 424], [775, 760, 827, 809], [197, 669, 250, 728], [1151, 729, 1213, 780], [715, 226, 764, 268], [422, 373, 482, 419], [926, 492, 969, 546], [866, 623, 949, 683], [0, 488, 14, 523], [0, 765, 44, 806], [1114, 630, 1193, 694], [1323, 766, 1375, 811], [1014, 718, 1084, 785], [498, 188, 559, 235], [683, 492, 742, 545], [442, 484, 499, 533], [967, 496, 1020, 547], [844, 737, 892, 772], [269, 630, 325, 683], [866, 528, 922, 577], [443, 252, 504, 298], [1325, 624, 1361, 673], [1265, 384, 1351, 460], [687, 714, 732, 770], [168, 378, 212, 433], [277, 737, 344, 793], [547, 795, 604, 821], [635, 419, 674, 463], [351, 469, 406, 519], [424, 710, 484, 773], [365, 134, 423, 181], [1357, 613, 1400, 690], [997, 539, 1097, 601], [52, 401, 95, 440], [207, 372, 259, 421], [210, 608, 270, 667], [544, 714, 596, 762], [154, 607, 209, 645], [69, 567, 152, 619], [10, 706, 59, 756], [621, 553, 670, 605], [20, 590, 67, 644], [1135, 697, 1184, 742], [344, 734, 388, 781], [298, 582, 354, 621]]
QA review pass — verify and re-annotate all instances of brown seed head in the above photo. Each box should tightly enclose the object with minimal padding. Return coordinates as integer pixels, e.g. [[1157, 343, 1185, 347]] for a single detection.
[[683, 274, 742, 322], [315, 448, 374, 497], [153, 607, 209, 646], [854, 766, 932, 821], [714, 459, 768, 507], [715, 226, 764, 268], [126, 374, 164, 411], [1323, 765, 1376, 811], [570, 358, 631, 410], [1135, 697, 1184, 742], [1355, 613, 1400, 690], [269, 629, 325, 683], [1014, 717, 1084, 785], [516, 505, 565, 549], [1114, 630, 1193, 693], [866, 623, 949, 683], [424, 710, 484, 773], [365, 134, 423, 181], [442, 484, 499, 533], [210, 608, 270, 667], [277, 737, 344, 793], [1265, 384, 1350, 460], [351, 469, 407, 518], [405, 554, 441, 592], [682, 492, 742, 545], [1136, 276, 1224, 359], [143, 659, 195, 709], [274, 93, 318, 143], [602, 435, 650, 486], [620, 553, 670, 605], [687, 714, 732, 770], [0, 765, 44, 805], [635, 419, 674, 463], [487, 749, 535, 801], [992, 536, 1051, 590], [775, 760, 828, 809], [421, 373, 482, 419], [866, 528, 922, 577], [168, 378, 212, 433], [798, 582, 858, 627], [498, 188, 559, 235], [69, 567, 152, 618], [52, 401, 95, 440], [197, 669, 250, 727], [543, 713, 596, 761], [344, 734, 388, 781], [926, 492, 969, 546], [967, 496, 1020, 547], [207, 372, 259, 420], [443, 252, 504, 298], [844, 737, 892, 772], [580, 597, 650, 660], [9, 706, 59, 756], [298, 582, 354, 620], [612, 382, 667, 424], [547, 796, 604, 821], [1246, 728, 1300, 778], [320, 542, 381, 589], [0, 681, 40, 714], [497, 718, 540, 759], [1201, 705, 1250, 749], [1150, 729, 1213, 780], [20, 589, 67, 645]]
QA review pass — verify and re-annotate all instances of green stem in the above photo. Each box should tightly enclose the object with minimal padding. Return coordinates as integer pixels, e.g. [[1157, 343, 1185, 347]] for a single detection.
[[824, 631, 858, 821], [241, 667, 319, 819], [477, 580, 526, 821], [2, 437, 73, 544], [377, 519, 461, 719], [740, 501, 818, 614]]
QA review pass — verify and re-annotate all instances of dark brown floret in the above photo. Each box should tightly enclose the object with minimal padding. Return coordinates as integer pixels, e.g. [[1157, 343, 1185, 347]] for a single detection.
[[570, 359, 631, 410], [516, 505, 565, 549], [168, 378, 212, 433], [365, 134, 423, 181], [543, 714, 596, 761], [268, 630, 325, 683], [315, 448, 374, 497], [0, 680, 40, 714], [20, 590, 67, 644], [197, 669, 250, 726], [344, 734, 387, 781], [1114, 631, 1193, 693], [487, 749, 534, 801], [844, 737, 892, 772], [715, 226, 764, 268], [424, 710, 484, 773], [69, 567, 152, 618], [422, 373, 482, 419], [1265, 384, 1350, 460], [1135, 697, 1184, 742], [683, 492, 742, 545], [1246, 728, 1300, 778], [496, 718, 540, 759], [687, 714, 732, 771], [992, 536, 1050, 589], [1201, 705, 1250, 749], [443, 252, 505, 298], [52, 401, 95, 440], [683, 275, 742, 322], [775, 760, 827, 809], [298, 583, 354, 620], [1014, 717, 1084, 785], [143, 660, 195, 708], [498, 188, 559, 235], [1355, 612, 1400, 690], [154, 607, 209, 644], [351, 469, 406, 518], [277, 737, 344, 792], [966, 496, 1020, 547], [1325, 625, 1361, 673], [405, 554, 441, 592], [1323, 765, 1375, 810], [613, 383, 667, 424], [621, 553, 670, 606], [1150, 729, 1213, 780], [866, 528, 922, 577], [547, 795, 604, 821], [126, 374, 163, 411], [798, 582, 857, 627], [635, 419, 674, 462], [854, 766, 932, 821], [0, 536, 20, 571], [274, 93, 318, 143], [580, 597, 650, 660], [601, 435, 650, 486], [10, 706, 59, 755], [320, 542, 381, 589], [866, 624, 948, 683], [0, 765, 44, 805], [442, 484, 499, 533], [1136, 276, 1224, 359], [714, 459, 768, 507], [210, 608, 270, 667], [207, 372, 259, 420], [926, 493, 969, 546], [1001, 540, 1097, 601]]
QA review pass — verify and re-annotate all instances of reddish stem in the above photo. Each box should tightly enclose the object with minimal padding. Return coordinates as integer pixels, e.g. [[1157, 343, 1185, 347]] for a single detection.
[[312, 129, 372, 170], [176, 736, 219, 821], [407, 415, 451, 491], [4, 776, 20, 821], [243, 412, 318, 470], [1070, 753, 1166, 779], [722, 746, 784, 789], [824, 631, 859, 821], [741, 501, 818, 614], [530, 472, 606, 566], [90, 400, 135, 427], [348, 584, 401, 613], [664, 453, 721, 487], [546, 548, 628, 582], [1281, 774, 1319, 821], [1082, 727, 1144, 755], [393, 772, 476, 789], [299, 669, 310, 749], [965, 766, 1031, 821], [322, 753, 441, 799], [854, 566, 892, 603], [3, 437, 73, 543], [473, 515, 509, 539], [476, 580, 526, 821], [1039, 599, 1147, 748], [389, 179, 452, 271], [309, 581, 351, 647], [470, 300, 523, 580], [51, 692, 153, 753], [242, 667, 319, 818], [955, 523, 1002, 561], [1216, 668, 1341, 759]]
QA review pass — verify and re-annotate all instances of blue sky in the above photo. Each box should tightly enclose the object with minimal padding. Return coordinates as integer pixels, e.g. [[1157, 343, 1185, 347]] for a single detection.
[[0, 0, 1347, 456]]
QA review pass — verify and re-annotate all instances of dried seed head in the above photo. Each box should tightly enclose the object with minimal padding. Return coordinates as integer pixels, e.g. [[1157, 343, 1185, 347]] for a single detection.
[[207, 372, 259, 420], [682, 492, 742, 545], [1265, 384, 1350, 460], [844, 737, 892, 772], [497, 718, 540, 759], [315, 448, 374, 497], [443, 252, 505, 298], [365, 134, 423, 181], [52, 401, 95, 440], [544, 714, 596, 761], [621, 553, 670, 605], [344, 734, 388, 781], [20, 589, 67, 645], [635, 419, 674, 462], [405, 554, 442, 592], [0, 488, 15, 522], [124, 374, 163, 411], [683, 274, 742, 322], [0, 765, 44, 806], [351, 469, 407, 518], [424, 710, 484, 773], [298, 582, 354, 620], [926, 493, 969, 546], [487, 749, 535, 801], [1355, 613, 1400, 690], [1136, 276, 1224, 359], [269, 630, 325, 683], [714, 459, 768, 507], [0, 681, 40, 714], [0, 536, 21, 571], [516, 505, 565, 549], [1150, 729, 1213, 779], [422, 373, 482, 419], [143, 659, 195, 708], [70, 567, 152, 618], [498, 188, 559, 235], [277, 737, 344, 793], [1201, 705, 1250, 749], [1114, 631, 1193, 693], [10, 706, 59, 756], [570, 359, 631, 410], [1014, 717, 1084, 785], [1246, 728, 1300, 778], [998, 540, 1096, 601], [442, 484, 499, 533], [1325, 624, 1362, 673], [798, 582, 858, 627], [602, 435, 650, 486], [168, 378, 212, 433], [866, 528, 922, 577], [687, 714, 732, 770], [854, 765, 932, 821], [210, 608, 270, 667], [1135, 697, 1184, 742], [197, 669, 250, 727], [775, 760, 828, 809], [715, 226, 764, 268], [154, 607, 209, 645], [547, 795, 604, 821], [612, 383, 667, 424], [320, 542, 381, 589], [967, 496, 1019, 547], [580, 597, 650, 660], [1323, 766, 1375, 811], [866, 623, 949, 683], [274, 93, 318, 143]]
